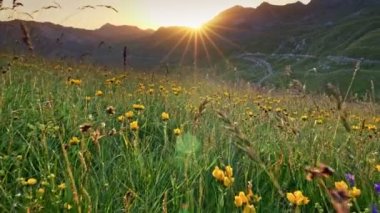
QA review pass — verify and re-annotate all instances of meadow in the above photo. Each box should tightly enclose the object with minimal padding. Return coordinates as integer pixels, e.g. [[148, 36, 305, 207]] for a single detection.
[[0, 55, 380, 212]]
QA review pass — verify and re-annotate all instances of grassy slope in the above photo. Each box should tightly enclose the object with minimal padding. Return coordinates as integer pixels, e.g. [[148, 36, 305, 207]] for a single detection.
[[0, 55, 380, 212]]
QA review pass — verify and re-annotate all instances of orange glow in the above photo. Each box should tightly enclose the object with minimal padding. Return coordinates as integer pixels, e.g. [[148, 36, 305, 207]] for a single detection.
[[0, 0, 310, 29]]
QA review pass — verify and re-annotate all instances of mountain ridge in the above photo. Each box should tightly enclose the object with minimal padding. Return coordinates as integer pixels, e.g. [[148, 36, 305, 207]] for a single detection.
[[0, 0, 379, 67]]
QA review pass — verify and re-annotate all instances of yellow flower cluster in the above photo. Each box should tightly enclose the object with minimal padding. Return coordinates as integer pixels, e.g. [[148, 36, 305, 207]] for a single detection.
[[212, 165, 234, 187], [286, 190, 310, 206], [67, 78, 81, 86], [234, 182, 261, 213], [334, 181, 361, 198], [376, 164, 380, 172]]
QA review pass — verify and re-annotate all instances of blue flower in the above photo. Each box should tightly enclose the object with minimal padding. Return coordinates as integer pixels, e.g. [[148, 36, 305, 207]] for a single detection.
[[345, 173, 355, 187], [375, 183, 380, 195], [372, 204, 379, 213]]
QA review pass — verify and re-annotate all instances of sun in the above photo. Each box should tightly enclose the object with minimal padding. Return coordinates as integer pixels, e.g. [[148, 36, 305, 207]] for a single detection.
[[186, 22, 205, 30]]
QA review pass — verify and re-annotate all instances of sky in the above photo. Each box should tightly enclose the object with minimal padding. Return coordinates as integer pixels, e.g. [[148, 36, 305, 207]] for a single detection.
[[0, 0, 310, 30]]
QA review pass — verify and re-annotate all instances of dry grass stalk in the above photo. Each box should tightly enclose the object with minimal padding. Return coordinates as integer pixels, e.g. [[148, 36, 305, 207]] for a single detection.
[[123, 46, 128, 71], [162, 191, 168, 213], [123, 190, 136, 212], [326, 83, 351, 132], [13, 0, 23, 9], [20, 22, 34, 53], [193, 98, 210, 128], [216, 110, 284, 197]]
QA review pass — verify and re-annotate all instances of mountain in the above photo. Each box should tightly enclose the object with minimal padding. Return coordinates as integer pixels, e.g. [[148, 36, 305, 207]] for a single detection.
[[0, 20, 154, 66], [0, 0, 380, 68]]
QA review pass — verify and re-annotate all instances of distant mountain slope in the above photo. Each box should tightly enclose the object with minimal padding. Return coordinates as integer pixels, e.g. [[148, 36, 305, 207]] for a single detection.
[[0, 20, 153, 66], [0, 0, 379, 67]]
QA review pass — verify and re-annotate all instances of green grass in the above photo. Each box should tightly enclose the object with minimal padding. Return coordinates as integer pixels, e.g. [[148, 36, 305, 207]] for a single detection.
[[0, 55, 380, 212]]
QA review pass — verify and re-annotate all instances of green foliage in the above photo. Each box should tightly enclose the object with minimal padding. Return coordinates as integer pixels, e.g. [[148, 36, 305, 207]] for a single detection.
[[0, 55, 380, 212]]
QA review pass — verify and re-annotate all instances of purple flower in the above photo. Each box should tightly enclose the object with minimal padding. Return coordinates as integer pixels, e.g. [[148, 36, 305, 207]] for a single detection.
[[372, 204, 379, 213], [345, 173, 355, 187], [375, 183, 380, 194]]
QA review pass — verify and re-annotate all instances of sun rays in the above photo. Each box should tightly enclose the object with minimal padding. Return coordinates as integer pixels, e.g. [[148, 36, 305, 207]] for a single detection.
[[157, 23, 245, 69]]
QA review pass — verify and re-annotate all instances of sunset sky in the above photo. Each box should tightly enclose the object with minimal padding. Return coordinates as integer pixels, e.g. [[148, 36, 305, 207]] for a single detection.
[[0, 0, 310, 30]]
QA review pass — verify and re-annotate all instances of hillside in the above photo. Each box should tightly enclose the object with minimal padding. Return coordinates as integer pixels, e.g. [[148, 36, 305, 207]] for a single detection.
[[0, 0, 379, 93], [1, 53, 380, 212]]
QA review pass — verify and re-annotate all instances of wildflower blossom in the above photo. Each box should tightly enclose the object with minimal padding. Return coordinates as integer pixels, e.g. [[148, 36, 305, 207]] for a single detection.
[[161, 112, 169, 121], [349, 187, 361, 198], [335, 181, 349, 191], [243, 204, 256, 213], [286, 191, 310, 206], [345, 173, 355, 187], [372, 204, 379, 213], [117, 115, 125, 122], [95, 90, 103, 96], [376, 165, 380, 172], [234, 192, 248, 207], [132, 104, 145, 111], [26, 178, 37, 186], [130, 121, 139, 131], [79, 123, 92, 133], [212, 166, 224, 181], [106, 106, 116, 115], [67, 78, 81, 86], [234, 182, 260, 211], [58, 183, 66, 190], [173, 128, 182, 136], [375, 183, 380, 195], [125, 111, 134, 119], [69, 137, 80, 145], [37, 188, 45, 196]]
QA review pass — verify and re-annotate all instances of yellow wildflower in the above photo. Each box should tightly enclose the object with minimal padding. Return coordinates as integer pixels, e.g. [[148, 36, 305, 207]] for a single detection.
[[223, 176, 234, 187], [335, 181, 349, 191], [26, 178, 37, 186], [225, 165, 233, 178], [95, 90, 103, 96], [351, 125, 360, 130], [349, 187, 361, 198], [286, 190, 310, 206], [37, 188, 45, 196], [130, 121, 139, 131], [117, 115, 125, 122], [212, 166, 225, 181], [69, 137, 80, 145], [161, 112, 170, 121], [173, 128, 182, 136], [125, 111, 134, 119], [243, 204, 256, 213], [132, 104, 145, 111], [58, 183, 66, 190], [376, 164, 380, 172], [367, 124, 377, 131], [247, 111, 254, 117]]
